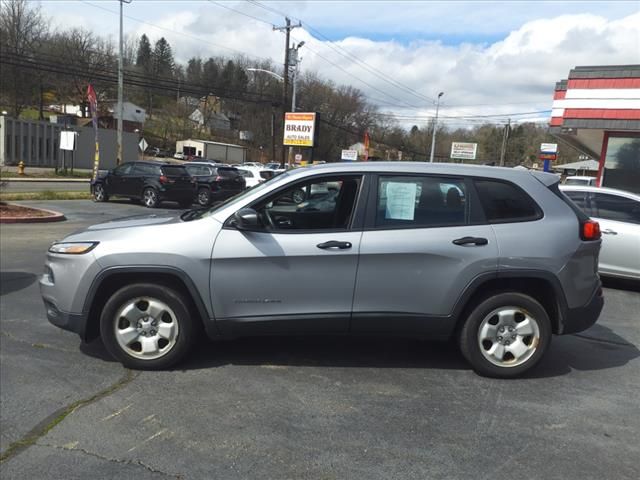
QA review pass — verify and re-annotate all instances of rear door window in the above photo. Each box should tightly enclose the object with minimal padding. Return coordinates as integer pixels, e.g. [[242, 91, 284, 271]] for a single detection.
[[132, 163, 160, 176], [375, 176, 468, 228], [161, 166, 188, 177], [592, 193, 640, 224], [474, 179, 541, 223]]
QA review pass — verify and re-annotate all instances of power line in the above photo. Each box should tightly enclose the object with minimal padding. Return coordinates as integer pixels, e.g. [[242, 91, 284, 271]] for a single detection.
[[246, 0, 437, 106]]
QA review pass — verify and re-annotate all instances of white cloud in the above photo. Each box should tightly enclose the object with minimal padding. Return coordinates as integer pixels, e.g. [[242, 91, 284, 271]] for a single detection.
[[41, 2, 640, 127]]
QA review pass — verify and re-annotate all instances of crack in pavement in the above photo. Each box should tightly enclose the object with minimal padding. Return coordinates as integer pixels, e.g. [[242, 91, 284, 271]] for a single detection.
[[0, 330, 78, 353], [37, 443, 184, 479], [0, 369, 139, 464]]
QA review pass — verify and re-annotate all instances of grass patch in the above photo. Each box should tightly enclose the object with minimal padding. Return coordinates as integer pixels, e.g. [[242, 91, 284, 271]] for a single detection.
[[0, 170, 92, 179], [0, 191, 92, 201]]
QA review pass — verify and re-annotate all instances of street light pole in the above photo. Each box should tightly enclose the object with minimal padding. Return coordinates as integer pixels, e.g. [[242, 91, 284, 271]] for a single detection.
[[429, 91, 444, 163], [117, 0, 132, 166]]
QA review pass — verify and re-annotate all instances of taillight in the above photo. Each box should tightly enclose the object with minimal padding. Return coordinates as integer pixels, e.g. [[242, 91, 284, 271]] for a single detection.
[[581, 220, 601, 241], [159, 175, 168, 184]]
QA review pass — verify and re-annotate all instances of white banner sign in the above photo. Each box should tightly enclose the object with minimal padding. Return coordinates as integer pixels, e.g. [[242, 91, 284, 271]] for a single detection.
[[341, 149, 358, 161], [450, 142, 477, 160], [540, 143, 558, 154], [59, 131, 77, 151], [283, 112, 316, 147]]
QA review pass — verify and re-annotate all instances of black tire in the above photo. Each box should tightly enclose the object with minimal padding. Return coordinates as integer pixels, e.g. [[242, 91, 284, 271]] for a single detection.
[[196, 188, 211, 207], [93, 183, 109, 202], [142, 187, 159, 208], [458, 292, 551, 378], [99, 283, 196, 370]]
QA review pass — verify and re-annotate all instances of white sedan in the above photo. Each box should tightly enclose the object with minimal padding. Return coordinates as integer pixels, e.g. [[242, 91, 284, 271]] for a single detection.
[[561, 185, 640, 280]]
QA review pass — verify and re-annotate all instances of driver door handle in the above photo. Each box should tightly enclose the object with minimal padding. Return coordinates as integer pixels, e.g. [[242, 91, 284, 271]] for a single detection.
[[452, 236, 488, 246], [317, 240, 352, 250]]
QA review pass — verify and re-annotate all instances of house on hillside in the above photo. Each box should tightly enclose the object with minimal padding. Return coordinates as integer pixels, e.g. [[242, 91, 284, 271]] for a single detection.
[[188, 95, 232, 131]]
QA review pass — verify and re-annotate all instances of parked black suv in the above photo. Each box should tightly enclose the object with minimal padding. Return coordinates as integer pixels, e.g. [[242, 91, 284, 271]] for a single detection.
[[91, 161, 196, 208], [183, 162, 246, 206]]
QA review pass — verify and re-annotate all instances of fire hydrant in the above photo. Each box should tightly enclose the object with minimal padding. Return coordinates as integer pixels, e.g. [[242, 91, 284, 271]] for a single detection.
[[17, 160, 25, 176]]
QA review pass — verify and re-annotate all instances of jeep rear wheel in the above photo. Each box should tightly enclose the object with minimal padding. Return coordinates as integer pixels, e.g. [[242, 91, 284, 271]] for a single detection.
[[459, 293, 551, 378], [99, 283, 196, 369]]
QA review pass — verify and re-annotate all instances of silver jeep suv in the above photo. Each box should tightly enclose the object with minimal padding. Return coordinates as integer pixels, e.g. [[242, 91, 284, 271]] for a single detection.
[[40, 163, 604, 378]]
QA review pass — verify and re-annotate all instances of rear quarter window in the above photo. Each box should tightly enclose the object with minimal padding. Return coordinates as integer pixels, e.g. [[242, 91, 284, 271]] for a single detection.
[[474, 179, 542, 223], [161, 166, 188, 176]]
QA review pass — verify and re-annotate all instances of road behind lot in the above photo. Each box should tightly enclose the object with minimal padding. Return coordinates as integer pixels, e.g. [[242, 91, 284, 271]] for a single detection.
[[1, 200, 639, 479]]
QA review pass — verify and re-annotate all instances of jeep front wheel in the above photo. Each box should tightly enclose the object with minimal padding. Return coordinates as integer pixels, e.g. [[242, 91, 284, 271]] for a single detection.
[[459, 292, 551, 378], [99, 283, 196, 369]]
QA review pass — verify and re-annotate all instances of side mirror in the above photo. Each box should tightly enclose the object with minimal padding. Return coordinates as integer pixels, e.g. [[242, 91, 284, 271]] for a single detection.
[[233, 208, 261, 231]]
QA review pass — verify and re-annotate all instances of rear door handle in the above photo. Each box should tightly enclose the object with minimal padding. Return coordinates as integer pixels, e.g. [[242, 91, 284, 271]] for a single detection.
[[317, 240, 352, 250], [452, 236, 488, 246], [602, 229, 618, 235]]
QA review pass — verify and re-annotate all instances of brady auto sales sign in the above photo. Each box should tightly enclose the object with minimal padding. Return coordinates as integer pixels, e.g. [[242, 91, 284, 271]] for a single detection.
[[283, 112, 316, 147]]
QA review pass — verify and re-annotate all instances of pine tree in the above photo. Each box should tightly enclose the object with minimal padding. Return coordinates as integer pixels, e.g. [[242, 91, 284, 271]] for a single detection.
[[136, 34, 152, 72], [153, 37, 174, 77]]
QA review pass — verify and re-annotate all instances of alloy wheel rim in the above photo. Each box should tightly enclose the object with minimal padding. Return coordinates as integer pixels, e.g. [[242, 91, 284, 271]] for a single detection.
[[144, 189, 156, 207], [477, 306, 540, 368], [198, 191, 209, 205], [113, 296, 179, 360], [95, 186, 104, 201]]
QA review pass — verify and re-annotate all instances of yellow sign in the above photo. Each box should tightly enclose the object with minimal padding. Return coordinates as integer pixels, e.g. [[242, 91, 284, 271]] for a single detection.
[[283, 112, 316, 147]]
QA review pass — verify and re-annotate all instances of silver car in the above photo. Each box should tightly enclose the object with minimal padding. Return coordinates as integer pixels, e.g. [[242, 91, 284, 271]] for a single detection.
[[561, 185, 640, 279], [41, 163, 604, 378]]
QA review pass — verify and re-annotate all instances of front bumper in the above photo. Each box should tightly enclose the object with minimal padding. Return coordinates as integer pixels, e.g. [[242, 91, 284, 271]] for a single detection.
[[42, 296, 88, 339], [561, 283, 604, 334]]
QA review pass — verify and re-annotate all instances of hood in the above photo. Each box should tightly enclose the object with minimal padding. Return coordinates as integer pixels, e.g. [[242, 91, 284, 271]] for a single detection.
[[85, 213, 180, 231]]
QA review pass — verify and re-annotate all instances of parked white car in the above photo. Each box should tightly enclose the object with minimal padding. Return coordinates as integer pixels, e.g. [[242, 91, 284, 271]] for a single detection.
[[236, 167, 263, 188], [561, 185, 640, 280], [241, 162, 264, 169], [564, 176, 597, 186]]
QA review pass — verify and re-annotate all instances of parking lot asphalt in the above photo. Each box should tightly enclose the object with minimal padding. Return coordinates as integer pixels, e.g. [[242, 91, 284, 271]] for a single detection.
[[1, 200, 639, 479]]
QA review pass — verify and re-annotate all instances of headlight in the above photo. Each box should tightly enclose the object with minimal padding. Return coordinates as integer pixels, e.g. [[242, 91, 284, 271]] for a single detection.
[[48, 242, 99, 255]]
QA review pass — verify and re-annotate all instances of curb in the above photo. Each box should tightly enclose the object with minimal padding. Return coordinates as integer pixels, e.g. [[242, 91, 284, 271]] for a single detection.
[[2, 178, 90, 183], [0, 204, 66, 224]]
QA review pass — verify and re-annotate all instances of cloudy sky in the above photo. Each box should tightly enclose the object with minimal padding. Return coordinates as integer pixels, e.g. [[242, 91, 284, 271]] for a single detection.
[[40, 0, 640, 128]]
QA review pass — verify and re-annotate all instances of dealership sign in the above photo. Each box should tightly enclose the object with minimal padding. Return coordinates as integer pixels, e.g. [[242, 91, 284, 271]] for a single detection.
[[341, 149, 358, 161], [450, 142, 478, 160], [283, 112, 316, 147]]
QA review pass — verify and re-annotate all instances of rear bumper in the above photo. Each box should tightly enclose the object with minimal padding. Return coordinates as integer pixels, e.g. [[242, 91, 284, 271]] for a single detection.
[[561, 283, 604, 334]]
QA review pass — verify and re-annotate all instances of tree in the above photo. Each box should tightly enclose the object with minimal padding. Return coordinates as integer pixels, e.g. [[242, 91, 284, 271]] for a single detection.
[[152, 37, 174, 78], [0, 0, 48, 117], [136, 34, 152, 71]]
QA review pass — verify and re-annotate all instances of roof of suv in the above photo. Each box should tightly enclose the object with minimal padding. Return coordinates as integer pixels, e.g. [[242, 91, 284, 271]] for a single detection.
[[298, 162, 560, 186]]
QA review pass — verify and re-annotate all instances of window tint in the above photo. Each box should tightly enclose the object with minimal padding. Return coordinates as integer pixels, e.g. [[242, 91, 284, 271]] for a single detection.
[[161, 166, 188, 176], [132, 163, 160, 175], [238, 170, 254, 178], [474, 179, 540, 223], [592, 193, 640, 224], [186, 165, 210, 176], [113, 163, 133, 175], [563, 190, 592, 215], [255, 176, 361, 231], [376, 176, 467, 228]]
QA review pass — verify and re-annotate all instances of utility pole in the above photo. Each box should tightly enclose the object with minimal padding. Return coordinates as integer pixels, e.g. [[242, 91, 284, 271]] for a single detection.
[[274, 18, 301, 168], [499, 118, 511, 166], [117, 0, 132, 166], [429, 92, 444, 163]]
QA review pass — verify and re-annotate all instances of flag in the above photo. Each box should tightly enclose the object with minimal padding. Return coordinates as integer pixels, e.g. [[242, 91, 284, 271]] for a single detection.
[[363, 131, 370, 161], [87, 84, 100, 179]]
